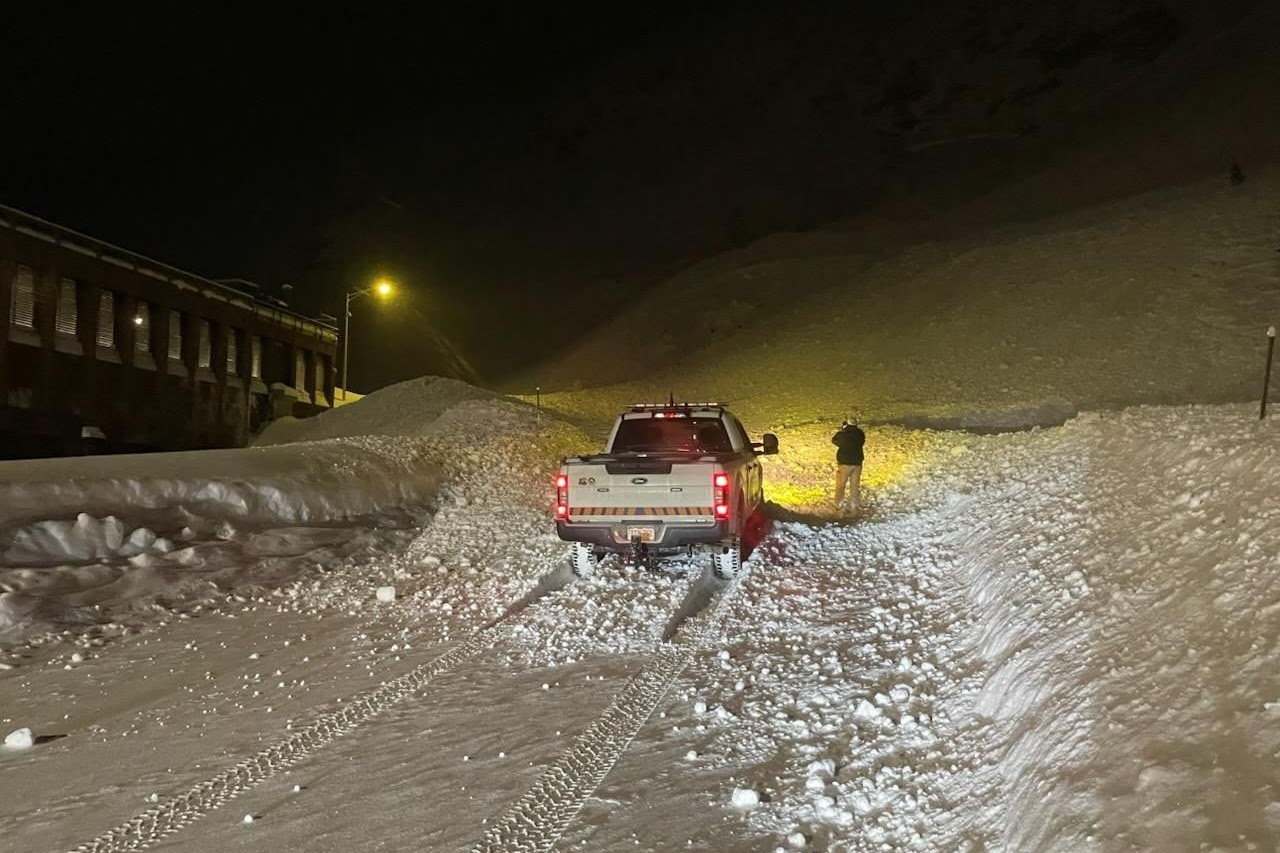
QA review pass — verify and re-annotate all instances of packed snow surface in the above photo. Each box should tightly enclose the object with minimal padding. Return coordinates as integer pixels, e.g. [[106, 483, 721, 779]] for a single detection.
[[1, 375, 1276, 852]]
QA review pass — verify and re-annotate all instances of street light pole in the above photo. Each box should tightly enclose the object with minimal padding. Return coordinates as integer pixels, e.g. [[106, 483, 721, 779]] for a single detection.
[[342, 290, 353, 401], [341, 280, 394, 402]]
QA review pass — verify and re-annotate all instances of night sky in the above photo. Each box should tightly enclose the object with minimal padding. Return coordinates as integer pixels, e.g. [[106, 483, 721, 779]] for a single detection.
[[2, 1, 1245, 391], [3, 2, 691, 389]]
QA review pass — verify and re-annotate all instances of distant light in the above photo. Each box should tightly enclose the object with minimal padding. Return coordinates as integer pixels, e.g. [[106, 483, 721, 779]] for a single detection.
[[375, 280, 394, 297], [133, 315, 144, 326]]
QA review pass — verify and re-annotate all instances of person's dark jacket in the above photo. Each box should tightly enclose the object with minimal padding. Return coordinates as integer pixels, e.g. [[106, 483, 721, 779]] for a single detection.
[[832, 424, 865, 465]]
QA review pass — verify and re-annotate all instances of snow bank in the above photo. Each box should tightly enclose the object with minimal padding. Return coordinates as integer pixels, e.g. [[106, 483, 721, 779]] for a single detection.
[[709, 403, 1280, 851], [944, 405, 1280, 851], [0, 437, 443, 537], [0, 436, 442, 640], [0, 378, 586, 643], [256, 376, 500, 444], [0, 376, 563, 557]]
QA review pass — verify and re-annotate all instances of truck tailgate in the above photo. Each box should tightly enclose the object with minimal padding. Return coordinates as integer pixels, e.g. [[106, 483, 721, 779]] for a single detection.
[[566, 460, 715, 519]]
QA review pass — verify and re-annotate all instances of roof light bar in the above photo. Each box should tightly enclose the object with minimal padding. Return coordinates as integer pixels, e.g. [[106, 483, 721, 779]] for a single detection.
[[629, 401, 729, 410]]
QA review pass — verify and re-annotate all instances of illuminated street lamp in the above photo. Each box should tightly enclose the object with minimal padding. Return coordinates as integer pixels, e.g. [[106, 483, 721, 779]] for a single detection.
[[342, 278, 395, 400]]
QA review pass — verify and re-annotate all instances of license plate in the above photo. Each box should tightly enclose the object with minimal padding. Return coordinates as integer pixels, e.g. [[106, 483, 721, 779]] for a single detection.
[[627, 526, 656, 543]]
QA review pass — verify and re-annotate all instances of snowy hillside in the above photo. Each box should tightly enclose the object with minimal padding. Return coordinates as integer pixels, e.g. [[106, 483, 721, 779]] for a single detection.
[[528, 170, 1280, 433]]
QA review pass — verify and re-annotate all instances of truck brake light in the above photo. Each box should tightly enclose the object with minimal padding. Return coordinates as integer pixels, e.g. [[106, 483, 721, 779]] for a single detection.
[[713, 470, 730, 519], [555, 470, 569, 519]]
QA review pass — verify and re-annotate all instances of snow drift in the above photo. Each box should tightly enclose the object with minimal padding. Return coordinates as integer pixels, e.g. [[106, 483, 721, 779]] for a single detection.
[[0, 376, 551, 550], [719, 403, 1280, 851], [0, 377, 582, 642], [255, 376, 500, 445], [0, 437, 442, 537]]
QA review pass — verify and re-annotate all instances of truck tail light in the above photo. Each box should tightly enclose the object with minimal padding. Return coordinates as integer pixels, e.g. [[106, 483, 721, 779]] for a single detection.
[[713, 470, 730, 519], [555, 470, 569, 519]]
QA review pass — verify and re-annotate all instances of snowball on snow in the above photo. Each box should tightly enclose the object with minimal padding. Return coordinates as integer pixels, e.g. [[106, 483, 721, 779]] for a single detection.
[[731, 788, 760, 810], [375, 586, 397, 603], [4, 728, 35, 749]]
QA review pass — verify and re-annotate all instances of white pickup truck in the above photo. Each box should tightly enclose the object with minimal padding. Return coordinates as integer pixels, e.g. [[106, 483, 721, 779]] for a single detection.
[[554, 402, 778, 579]]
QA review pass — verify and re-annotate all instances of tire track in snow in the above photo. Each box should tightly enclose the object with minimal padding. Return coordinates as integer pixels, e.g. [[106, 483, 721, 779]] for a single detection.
[[67, 565, 576, 853], [472, 569, 744, 853]]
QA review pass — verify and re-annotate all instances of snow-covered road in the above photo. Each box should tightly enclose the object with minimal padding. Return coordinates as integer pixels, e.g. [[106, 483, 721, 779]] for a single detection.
[[2, 389, 1277, 852]]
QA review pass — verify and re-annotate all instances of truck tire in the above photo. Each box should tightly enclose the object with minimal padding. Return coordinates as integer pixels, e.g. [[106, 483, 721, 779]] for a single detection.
[[570, 542, 599, 578], [712, 538, 743, 580]]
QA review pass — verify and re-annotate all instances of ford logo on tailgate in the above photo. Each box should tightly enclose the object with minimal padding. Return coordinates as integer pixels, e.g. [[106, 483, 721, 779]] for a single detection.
[[631, 477, 648, 484]]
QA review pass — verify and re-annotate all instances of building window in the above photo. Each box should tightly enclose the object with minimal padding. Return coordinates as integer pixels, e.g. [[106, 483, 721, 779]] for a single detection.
[[168, 310, 183, 360], [250, 336, 262, 379], [56, 278, 78, 337], [197, 320, 212, 369], [134, 302, 151, 354], [9, 265, 35, 329], [226, 329, 239, 376], [294, 350, 306, 391], [97, 291, 115, 349]]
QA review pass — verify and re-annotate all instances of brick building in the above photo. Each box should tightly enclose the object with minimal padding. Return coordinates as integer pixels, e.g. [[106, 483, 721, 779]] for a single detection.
[[1, 203, 337, 458]]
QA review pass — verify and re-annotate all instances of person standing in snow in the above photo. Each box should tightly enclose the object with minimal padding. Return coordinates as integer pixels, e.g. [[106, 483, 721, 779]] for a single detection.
[[832, 419, 866, 514]]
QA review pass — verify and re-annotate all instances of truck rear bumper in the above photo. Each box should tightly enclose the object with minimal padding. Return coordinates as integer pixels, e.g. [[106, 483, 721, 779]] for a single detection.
[[556, 520, 729, 553]]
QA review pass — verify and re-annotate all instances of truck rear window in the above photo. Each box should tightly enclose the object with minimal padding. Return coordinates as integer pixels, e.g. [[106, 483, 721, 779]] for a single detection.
[[611, 417, 733, 453]]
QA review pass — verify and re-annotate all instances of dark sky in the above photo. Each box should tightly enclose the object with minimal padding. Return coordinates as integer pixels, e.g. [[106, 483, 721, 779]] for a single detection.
[[3, 1, 1230, 392], [2, 2, 735, 388]]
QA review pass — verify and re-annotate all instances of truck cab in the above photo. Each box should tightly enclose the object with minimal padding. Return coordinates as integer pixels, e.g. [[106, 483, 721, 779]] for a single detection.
[[555, 402, 778, 578]]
